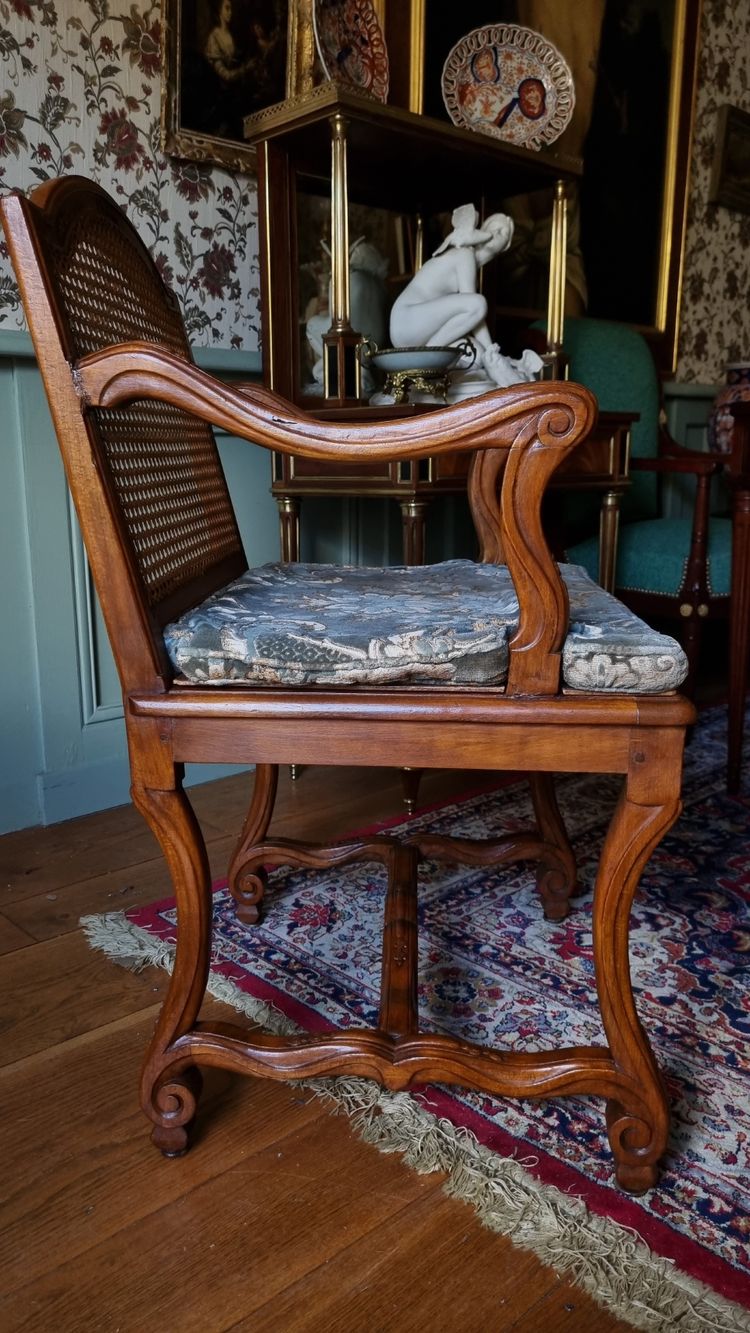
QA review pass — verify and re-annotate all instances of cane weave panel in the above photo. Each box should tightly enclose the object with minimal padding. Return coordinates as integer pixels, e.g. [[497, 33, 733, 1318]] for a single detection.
[[46, 202, 243, 606]]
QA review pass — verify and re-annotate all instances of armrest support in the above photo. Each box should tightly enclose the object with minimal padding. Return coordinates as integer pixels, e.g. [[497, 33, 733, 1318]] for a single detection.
[[469, 401, 597, 696]]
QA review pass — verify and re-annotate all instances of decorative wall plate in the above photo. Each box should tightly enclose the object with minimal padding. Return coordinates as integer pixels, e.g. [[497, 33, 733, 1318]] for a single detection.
[[441, 24, 575, 151], [313, 0, 389, 103]]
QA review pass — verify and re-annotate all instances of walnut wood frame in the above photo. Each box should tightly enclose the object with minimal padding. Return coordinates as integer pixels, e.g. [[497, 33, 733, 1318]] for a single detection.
[[2, 177, 694, 1195], [160, 0, 315, 172]]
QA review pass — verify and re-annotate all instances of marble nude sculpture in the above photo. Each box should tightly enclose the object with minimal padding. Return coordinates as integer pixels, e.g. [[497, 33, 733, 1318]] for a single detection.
[[389, 204, 543, 399]]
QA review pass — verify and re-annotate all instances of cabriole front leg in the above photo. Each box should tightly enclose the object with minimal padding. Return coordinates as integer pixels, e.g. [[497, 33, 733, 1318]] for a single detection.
[[131, 783, 213, 1156], [592, 741, 683, 1193]]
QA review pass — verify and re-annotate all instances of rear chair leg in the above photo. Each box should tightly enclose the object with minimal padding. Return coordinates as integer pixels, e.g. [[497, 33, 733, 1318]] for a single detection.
[[228, 764, 279, 924], [529, 773, 581, 920], [400, 767, 423, 815], [132, 783, 213, 1156]]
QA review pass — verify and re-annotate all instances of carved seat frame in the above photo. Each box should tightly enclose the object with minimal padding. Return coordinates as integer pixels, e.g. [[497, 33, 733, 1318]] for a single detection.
[[2, 178, 694, 1195]]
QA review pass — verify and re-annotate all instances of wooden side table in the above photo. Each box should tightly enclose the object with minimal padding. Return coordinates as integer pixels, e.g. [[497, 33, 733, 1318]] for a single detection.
[[272, 409, 635, 591]]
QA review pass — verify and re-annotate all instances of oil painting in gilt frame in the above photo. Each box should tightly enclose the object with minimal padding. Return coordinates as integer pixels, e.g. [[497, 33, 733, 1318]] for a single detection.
[[161, 0, 313, 170]]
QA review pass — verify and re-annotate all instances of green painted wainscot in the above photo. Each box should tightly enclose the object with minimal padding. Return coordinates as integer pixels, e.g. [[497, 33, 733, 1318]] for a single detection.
[[0, 329, 720, 832], [0, 331, 279, 833]]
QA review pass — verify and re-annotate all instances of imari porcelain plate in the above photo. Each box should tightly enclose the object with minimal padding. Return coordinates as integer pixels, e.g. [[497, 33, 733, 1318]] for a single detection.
[[313, 0, 389, 103], [441, 24, 575, 150]]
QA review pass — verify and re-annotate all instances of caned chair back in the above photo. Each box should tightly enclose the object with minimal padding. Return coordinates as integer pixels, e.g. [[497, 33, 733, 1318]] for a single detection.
[[2, 177, 246, 690]]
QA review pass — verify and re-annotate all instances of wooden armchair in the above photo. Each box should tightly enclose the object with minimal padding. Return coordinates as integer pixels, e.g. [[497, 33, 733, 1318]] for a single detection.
[[1, 177, 694, 1194]]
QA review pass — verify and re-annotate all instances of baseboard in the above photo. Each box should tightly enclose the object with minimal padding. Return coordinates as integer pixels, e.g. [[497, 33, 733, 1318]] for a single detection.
[[33, 758, 252, 829], [0, 778, 42, 836]]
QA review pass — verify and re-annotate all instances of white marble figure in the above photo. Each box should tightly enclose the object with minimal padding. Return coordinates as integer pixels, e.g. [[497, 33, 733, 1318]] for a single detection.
[[306, 236, 389, 394], [389, 203, 542, 399]]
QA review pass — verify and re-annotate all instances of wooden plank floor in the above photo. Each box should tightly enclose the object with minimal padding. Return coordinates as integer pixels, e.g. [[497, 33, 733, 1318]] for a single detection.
[[0, 765, 634, 1333]]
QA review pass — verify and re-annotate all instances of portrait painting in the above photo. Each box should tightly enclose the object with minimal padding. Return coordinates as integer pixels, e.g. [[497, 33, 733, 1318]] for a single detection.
[[162, 0, 290, 170], [710, 106, 750, 216]]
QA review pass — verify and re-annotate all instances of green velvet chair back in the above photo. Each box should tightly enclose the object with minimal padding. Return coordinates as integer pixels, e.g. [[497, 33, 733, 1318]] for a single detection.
[[534, 317, 660, 522]]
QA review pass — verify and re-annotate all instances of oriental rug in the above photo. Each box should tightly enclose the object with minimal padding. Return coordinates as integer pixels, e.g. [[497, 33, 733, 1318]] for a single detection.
[[84, 706, 750, 1333]]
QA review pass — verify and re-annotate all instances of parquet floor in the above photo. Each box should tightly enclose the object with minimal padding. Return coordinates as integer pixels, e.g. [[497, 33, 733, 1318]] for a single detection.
[[0, 764, 636, 1332]]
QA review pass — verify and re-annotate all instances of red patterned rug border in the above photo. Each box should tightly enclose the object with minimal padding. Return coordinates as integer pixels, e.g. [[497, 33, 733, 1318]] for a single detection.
[[130, 838, 750, 1313]]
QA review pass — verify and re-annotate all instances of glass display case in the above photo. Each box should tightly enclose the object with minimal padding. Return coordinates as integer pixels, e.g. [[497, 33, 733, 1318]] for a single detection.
[[243, 83, 631, 576], [244, 83, 581, 406]]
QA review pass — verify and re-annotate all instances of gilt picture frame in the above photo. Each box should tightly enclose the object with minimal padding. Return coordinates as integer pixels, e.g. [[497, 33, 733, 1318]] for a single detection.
[[161, 0, 317, 172]]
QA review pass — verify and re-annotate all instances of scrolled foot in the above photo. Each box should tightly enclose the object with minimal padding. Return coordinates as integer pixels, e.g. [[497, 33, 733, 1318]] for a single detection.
[[536, 860, 581, 921], [606, 1097, 664, 1194], [232, 866, 268, 926], [152, 1122, 191, 1157], [614, 1158, 660, 1194], [147, 1067, 203, 1158]]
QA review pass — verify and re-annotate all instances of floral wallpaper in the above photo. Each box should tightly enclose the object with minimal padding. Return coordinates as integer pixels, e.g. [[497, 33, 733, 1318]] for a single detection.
[[0, 0, 748, 376], [0, 0, 260, 349], [676, 0, 750, 383]]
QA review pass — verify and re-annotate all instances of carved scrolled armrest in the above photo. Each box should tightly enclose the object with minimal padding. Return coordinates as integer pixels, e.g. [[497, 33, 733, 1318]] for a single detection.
[[75, 342, 595, 466], [468, 385, 598, 696]]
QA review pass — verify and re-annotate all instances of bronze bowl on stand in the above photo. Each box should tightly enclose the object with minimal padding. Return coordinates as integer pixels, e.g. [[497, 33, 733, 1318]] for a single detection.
[[359, 341, 476, 404]]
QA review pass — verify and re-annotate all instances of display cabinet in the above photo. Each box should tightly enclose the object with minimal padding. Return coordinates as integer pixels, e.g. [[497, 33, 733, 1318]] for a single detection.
[[244, 83, 580, 406], [243, 84, 630, 577]]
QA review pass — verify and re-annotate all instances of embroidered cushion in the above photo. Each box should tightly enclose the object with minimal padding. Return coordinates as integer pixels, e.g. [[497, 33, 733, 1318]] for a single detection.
[[164, 560, 688, 693]]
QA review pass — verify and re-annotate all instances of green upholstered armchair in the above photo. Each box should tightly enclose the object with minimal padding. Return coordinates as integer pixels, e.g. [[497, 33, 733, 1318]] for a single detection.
[[545, 317, 747, 788], [552, 320, 729, 674]]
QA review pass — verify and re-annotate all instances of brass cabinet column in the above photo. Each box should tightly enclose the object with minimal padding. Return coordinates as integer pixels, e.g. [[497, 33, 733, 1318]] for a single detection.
[[546, 179, 568, 364], [323, 111, 362, 405]]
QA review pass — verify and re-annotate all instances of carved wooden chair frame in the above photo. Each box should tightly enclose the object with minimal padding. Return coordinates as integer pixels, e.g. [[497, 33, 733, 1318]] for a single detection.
[[1, 178, 694, 1194]]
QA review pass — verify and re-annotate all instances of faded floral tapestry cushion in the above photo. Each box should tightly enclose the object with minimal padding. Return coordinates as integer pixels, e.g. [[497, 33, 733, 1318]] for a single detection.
[[164, 560, 688, 693]]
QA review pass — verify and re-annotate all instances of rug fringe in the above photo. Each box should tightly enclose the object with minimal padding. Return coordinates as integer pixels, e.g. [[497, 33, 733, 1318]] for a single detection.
[[81, 911, 750, 1333]]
